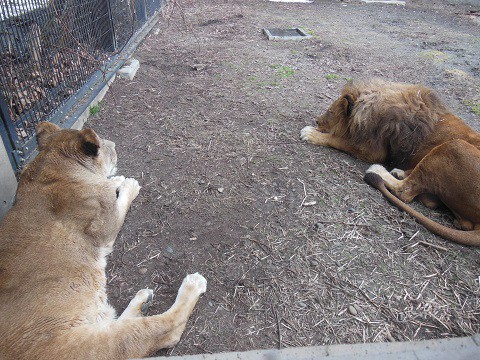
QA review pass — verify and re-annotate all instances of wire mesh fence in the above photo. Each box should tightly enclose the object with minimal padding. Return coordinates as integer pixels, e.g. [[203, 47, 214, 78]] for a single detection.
[[0, 0, 164, 171]]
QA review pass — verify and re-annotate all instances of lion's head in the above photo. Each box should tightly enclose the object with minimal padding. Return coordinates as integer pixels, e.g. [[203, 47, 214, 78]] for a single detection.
[[316, 79, 450, 167], [316, 81, 360, 138], [32, 122, 117, 178]]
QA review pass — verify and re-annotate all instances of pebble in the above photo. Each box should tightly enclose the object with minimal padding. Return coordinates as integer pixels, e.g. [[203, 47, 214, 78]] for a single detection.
[[166, 246, 174, 254], [303, 200, 317, 206], [387, 334, 395, 342], [217, 187, 224, 193], [353, 304, 362, 314], [138, 267, 148, 275], [348, 305, 358, 316], [309, 259, 319, 267]]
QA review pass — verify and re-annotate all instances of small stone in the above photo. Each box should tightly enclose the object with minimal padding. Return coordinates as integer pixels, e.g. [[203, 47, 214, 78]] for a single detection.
[[348, 305, 358, 316], [298, 301, 307, 308], [192, 63, 206, 71], [217, 187, 224, 193], [138, 267, 148, 275], [353, 304, 362, 314], [208, 301, 214, 307], [387, 333, 395, 342], [313, 222, 324, 230], [303, 201, 317, 206], [166, 246, 173, 254], [309, 259, 319, 267], [189, 237, 197, 241]]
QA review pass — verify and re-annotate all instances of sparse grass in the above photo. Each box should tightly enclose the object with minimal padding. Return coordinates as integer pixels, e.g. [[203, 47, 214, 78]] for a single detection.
[[325, 73, 340, 80], [303, 27, 315, 36], [420, 50, 451, 62], [89, 102, 102, 116], [463, 99, 480, 115], [270, 64, 295, 78]]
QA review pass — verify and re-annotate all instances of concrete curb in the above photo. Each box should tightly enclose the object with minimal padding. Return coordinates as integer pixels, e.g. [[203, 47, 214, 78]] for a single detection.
[[149, 334, 479, 360], [70, 74, 116, 130]]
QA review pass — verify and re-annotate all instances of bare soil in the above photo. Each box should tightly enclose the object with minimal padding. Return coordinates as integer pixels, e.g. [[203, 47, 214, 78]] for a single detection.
[[90, 0, 480, 356]]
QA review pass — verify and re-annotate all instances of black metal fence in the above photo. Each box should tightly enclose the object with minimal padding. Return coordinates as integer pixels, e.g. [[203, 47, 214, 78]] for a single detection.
[[0, 0, 164, 172]]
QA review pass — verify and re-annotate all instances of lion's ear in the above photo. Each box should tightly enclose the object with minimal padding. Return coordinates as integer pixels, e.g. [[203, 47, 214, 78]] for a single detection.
[[36, 122, 61, 150], [343, 94, 356, 117], [80, 129, 100, 157]]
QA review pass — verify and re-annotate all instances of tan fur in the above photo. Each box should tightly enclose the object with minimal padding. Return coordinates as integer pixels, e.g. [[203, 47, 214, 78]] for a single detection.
[[0, 123, 207, 359], [301, 79, 480, 246]]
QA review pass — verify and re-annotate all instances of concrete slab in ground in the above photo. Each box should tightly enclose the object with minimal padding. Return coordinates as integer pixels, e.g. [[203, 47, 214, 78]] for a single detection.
[[150, 335, 479, 360], [117, 58, 141, 80], [268, 0, 314, 3], [362, 0, 406, 5]]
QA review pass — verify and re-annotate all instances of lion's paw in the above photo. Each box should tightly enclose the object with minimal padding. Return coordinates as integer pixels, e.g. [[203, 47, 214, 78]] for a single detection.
[[179, 273, 207, 298], [110, 175, 126, 187], [134, 289, 154, 316], [120, 178, 141, 200], [390, 168, 406, 179], [300, 125, 317, 142]]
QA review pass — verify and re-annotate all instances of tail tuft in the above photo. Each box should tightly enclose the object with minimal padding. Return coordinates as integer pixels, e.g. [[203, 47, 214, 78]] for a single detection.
[[364, 172, 384, 189]]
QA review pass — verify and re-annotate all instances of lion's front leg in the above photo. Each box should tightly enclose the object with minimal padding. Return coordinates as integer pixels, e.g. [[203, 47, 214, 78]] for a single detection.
[[115, 177, 140, 222], [119, 289, 154, 319], [301, 126, 352, 150], [300, 126, 332, 146], [301, 126, 387, 163]]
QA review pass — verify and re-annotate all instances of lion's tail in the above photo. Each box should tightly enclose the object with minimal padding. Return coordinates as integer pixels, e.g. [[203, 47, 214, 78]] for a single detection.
[[364, 172, 480, 247]]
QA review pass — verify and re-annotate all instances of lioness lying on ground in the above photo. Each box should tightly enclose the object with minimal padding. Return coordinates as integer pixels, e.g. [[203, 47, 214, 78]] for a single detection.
[[0, 122, 207, 359], [301, 79, 480, 246]]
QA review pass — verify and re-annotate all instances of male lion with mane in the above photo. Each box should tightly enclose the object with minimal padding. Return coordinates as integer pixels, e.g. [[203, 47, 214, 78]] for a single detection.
[[0, 122, 207, 359], [301, 79, 480, 247]]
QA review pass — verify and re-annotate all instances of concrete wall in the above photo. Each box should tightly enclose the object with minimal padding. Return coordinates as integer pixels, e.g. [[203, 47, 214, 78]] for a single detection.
[[0, 135, 17, 219]]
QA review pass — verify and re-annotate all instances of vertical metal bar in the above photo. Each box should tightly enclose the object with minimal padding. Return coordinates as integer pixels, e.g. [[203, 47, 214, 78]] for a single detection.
[[105, 0, 117, 51]]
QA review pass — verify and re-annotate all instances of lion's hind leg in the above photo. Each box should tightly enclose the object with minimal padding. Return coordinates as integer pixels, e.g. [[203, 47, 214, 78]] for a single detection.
[[390, 168, 410, 180], [388, 170, 442, 208], [417, 194, 442, 210], [366, 164, 419, 203], [56, 273, 206, 359]]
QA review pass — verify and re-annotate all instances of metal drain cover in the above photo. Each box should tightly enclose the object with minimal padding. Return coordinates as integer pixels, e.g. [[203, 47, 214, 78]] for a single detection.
[[263, 28, 312, 40]]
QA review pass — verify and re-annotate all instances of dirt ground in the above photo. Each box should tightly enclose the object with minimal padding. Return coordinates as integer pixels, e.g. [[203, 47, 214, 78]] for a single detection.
[[89, 0, 480, 356]]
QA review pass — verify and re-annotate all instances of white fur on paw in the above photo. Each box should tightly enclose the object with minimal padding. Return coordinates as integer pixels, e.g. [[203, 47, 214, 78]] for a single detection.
[[182, 273, 207, 295], [135, 288, 154, 303], [366, 164, 387, 175], [300, 125, 317, 141], [120, 178, 141, 200], [110, 175, 126, 187]]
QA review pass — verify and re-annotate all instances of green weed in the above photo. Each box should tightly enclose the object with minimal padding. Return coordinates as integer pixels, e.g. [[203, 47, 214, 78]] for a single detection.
[[325, 73, 340, 80], [89, 102, 102, 116], [464, 99, 480, 116]]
